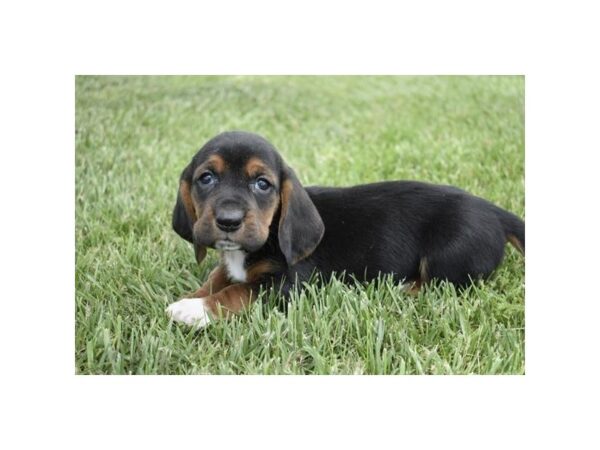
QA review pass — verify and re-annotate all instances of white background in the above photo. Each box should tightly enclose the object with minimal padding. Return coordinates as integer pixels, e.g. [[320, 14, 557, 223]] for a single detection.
[[1, 0, 598, 448]]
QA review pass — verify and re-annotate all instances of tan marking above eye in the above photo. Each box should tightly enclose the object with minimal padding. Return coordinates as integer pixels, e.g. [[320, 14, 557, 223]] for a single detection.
[[193, 154, 227, 179], [245, 157, 277, 181]]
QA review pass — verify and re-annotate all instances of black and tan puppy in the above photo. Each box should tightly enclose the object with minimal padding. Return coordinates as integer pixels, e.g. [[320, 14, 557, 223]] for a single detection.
[[166, 131, 524, 328]]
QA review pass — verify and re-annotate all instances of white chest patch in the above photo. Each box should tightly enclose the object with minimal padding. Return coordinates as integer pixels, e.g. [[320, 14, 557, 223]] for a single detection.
[[223, 250, 247, 282]]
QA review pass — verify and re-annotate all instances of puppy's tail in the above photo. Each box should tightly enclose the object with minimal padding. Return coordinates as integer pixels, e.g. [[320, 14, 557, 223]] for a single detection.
[[495, 207, 525, 255]]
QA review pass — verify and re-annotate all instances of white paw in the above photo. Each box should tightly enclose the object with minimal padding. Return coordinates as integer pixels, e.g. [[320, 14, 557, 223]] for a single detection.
[[165, 298, 211, 328]]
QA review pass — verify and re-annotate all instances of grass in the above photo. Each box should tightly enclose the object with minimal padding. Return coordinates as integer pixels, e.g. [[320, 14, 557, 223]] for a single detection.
[[75, 75, 524, 375]]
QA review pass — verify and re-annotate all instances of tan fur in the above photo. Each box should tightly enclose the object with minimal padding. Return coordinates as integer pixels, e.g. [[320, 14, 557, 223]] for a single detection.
[[179, 180, 197, 222], [406, 281, 422, 295], [279, 179, 293, 226], [195, 154, 226, 175], [405, 258, 430, 295], [245, 157, 277, 180], [419, 257, 429, 283], [507, 234, 524, 254], [246, 259, 279, 283], [190, 265, 232, 297], [202, 283, 255, 318], [247, 197, 279, 242], [187, 260, 278, 320]]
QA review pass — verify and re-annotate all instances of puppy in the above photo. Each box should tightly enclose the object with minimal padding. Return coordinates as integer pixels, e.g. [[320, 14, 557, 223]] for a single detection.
[[166, 131, 524, 328]]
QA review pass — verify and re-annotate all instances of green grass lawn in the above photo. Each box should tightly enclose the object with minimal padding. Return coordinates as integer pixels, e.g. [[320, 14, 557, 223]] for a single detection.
[[75, 75, 524, 375]]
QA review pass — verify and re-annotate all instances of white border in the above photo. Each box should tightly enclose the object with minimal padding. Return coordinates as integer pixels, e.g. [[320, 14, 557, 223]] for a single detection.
[[3, 0, 600, 448]]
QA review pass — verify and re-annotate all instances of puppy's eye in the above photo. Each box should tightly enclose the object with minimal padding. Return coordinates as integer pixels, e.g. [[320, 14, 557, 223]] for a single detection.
[[254, 177, 272, 192], [198, 171, 216, 185]]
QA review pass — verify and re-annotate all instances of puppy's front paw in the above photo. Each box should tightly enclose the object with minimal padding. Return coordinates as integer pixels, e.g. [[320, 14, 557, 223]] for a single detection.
[[165, 298, 211, 328]]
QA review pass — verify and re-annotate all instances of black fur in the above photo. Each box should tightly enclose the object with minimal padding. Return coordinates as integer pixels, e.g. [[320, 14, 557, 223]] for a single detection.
[[299, 182, 523, 286]]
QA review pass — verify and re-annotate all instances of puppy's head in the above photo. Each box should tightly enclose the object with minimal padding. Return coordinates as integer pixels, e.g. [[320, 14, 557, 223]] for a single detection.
[[172, 131, 324, 266]]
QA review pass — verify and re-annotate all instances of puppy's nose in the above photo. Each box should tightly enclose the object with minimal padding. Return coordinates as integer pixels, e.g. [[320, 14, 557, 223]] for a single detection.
[[216, 209, 244, 232]]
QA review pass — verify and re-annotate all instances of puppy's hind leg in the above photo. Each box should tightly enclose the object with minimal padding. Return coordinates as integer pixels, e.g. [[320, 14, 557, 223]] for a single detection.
[[424, 233, 506, 287]]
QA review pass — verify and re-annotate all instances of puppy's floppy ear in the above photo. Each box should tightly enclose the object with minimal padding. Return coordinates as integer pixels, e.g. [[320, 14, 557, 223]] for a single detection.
[[278, 165, 325, 266], [172, 185, 194, 243], [172, 170, 207, 264]]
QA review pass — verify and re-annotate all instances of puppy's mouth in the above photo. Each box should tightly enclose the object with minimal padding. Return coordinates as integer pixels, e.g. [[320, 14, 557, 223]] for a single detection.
[[215, 239, 243, 251]]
